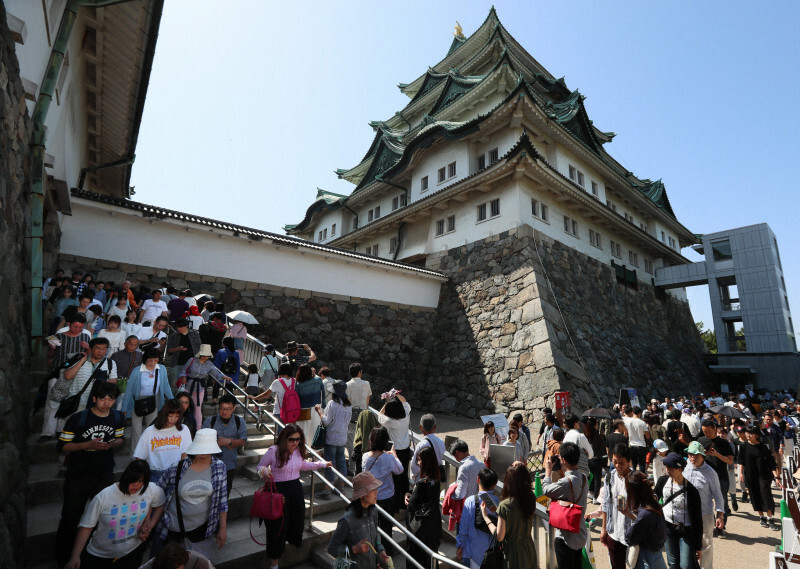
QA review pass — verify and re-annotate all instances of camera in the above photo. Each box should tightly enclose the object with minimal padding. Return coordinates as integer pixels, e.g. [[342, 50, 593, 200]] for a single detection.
[[673, 521, 686, 537]]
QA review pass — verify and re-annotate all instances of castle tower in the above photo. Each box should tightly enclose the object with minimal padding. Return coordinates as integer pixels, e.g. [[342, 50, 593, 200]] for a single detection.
[[288, 9, 711, 414]]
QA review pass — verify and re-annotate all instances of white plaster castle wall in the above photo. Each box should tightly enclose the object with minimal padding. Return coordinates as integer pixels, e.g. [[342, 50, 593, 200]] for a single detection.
[[61, 200, 446, 308], [8, 1, 88, 188]]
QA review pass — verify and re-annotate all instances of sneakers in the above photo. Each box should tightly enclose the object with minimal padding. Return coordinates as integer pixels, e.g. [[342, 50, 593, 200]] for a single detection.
[[37, 435, 53, 443], [760, 517, 769, 528], [316, 490, 331, 500], [741, 492, 750, 503], [770, 519, 781, 532], [730, 494, 738, 511], [716, 528, 728, 539]]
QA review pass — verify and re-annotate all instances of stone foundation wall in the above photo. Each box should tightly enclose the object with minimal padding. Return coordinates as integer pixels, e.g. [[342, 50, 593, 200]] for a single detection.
[[0, 3, 33, 566], [427, 225, 712, 422], [55, 255, 436, 401]]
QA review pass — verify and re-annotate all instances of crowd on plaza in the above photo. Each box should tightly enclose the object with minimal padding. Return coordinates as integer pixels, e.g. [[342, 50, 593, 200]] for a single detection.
[[36, 269, 795, 569]]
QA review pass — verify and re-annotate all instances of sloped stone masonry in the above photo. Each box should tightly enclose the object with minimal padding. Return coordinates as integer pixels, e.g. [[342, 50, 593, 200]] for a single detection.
[[427, 224, 712, 423], [0, 3, 34, 566]]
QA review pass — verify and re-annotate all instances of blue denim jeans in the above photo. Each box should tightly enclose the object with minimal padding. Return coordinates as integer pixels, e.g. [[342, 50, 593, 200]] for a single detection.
[[323, 444, 347, 485], [635, 547, 668, 569], [665, 522, 695, 569]]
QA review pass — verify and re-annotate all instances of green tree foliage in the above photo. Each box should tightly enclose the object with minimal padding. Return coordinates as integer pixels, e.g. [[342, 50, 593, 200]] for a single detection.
[[696, 321, 717, 353]]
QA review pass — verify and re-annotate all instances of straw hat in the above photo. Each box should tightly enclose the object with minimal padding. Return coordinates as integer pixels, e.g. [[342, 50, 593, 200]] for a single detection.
[[351, 472, 382, 500], [185, 428, 222, 455], [196, 344, 214, 358]]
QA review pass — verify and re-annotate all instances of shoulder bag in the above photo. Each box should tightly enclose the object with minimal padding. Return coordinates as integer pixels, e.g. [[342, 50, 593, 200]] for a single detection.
[[134, 368, 159, 416], [55, 359, 109, 419], [480, 532, 504, 569], [334, 548, 357, 569], [312, 422, 327, 449], [548, 473, 587, 533], [116, 354, 137, 394], [249, 476, 284, 545]]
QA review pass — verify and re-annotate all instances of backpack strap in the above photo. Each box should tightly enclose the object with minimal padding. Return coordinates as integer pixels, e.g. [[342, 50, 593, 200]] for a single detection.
[[211, 415, 217, 429], [174, 459, 188, 538]]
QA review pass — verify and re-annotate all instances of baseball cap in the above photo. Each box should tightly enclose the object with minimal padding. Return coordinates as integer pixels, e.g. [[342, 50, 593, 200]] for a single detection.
[[653, 439, 669, 453]]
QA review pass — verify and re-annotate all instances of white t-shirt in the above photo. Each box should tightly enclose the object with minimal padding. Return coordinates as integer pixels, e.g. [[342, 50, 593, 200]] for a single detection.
[[624, 417, 648, 447], [246, 372, 260, 388], [137, 326, 167, 343], [98, 329, 126, 354], [80, 483, 166, 558], [121, 322, 142, 337], [377, 401, 412, 450], [140, 299, 168, 323], [269, 377, 291, 416], [188, 315, 204, 331], [346, 378, 372, 409], [322, 377, 335, 405], [133, 425, 192, 471]]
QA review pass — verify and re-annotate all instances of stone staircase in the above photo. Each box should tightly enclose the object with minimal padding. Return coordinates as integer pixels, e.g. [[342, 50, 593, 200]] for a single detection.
[[25, 390, 458, 569]]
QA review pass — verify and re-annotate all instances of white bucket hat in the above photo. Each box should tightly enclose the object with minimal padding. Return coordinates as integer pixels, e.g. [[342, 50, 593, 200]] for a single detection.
[[196, 344, 214, 358], [185, 428, 222, 455]]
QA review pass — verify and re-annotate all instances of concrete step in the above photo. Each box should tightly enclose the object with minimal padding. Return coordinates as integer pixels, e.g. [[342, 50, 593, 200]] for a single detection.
[[27, 446, 268, 506], [25, 477, 349, 566]]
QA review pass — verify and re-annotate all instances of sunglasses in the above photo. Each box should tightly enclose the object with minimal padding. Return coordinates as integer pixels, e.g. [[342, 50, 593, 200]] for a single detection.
[[287, 437, 301, 442]]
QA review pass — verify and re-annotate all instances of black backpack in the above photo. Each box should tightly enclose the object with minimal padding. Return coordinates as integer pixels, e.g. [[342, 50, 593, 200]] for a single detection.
[[221, 353, 238, 375]]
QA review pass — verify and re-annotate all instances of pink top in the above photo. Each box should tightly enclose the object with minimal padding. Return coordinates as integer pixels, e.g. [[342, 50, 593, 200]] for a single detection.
[[257, 445, 327, 482], [229, 323, 248, 339]]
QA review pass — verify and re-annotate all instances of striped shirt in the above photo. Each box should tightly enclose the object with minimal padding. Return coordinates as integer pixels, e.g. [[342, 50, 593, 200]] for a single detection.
[[320, 401, 351, 446]]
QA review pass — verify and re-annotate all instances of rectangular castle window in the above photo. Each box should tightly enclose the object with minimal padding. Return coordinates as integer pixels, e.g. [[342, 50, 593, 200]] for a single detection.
[[392, 197, 398, 211], [448, 161, 457, 178], [591, 181, 599, 196], [438, 167, 446, 183], [610, 240, 622, 258], [564, 216, 579, 236], [477, 203, 487, 222], [331, 223, 336, 237], [489, 148, 499, 163], [390, 237, 397, 253], [490, 199, 500, 217], [628, 251, 639, 266], [477, 154, 486, 170], [421, 176, 429, 192], [436, 219, 445, 236], [590, 229, 602, 249], [447, 215, 456, 232]]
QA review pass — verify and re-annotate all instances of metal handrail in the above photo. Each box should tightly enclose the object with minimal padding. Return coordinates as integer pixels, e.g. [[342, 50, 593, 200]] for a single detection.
[[236, 398, 460, 569], [228, 342, 555, 568]]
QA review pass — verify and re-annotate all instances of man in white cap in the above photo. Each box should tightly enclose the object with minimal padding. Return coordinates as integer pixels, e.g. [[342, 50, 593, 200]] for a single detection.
[[652, 439, 670, 481]]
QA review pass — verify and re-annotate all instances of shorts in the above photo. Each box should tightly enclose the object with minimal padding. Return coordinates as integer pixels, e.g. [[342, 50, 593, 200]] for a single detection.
[[245, 386, 262, 397]]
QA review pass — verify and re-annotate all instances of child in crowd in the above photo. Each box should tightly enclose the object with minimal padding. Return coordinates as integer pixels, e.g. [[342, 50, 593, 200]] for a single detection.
[[245, 363, 262, 412], [98, 315, 126, 354]]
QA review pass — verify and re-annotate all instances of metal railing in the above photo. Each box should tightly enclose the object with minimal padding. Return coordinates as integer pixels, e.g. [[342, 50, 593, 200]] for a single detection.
[[233, 333, 556, 568]]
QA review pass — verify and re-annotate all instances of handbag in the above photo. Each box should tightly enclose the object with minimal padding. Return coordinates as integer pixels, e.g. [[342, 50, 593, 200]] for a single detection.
[[116, 353, 137, 395], [134, 368, 159, 416], [480, 532, 504, 569], [333, 548, 357, 569], [625, 544, 640, 568], [55, 358, 108, 419], [312, 423, 327, 449], [249, 477, 284, 545], [548, 473, 586, 533]]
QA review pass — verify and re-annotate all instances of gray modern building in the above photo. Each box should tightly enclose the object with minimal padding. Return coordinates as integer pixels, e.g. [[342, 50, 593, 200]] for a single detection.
[[656, 223, 799, 391]]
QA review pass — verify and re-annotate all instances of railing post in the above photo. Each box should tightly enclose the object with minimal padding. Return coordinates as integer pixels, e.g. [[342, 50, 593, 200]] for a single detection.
[[308, 473, 315, 530]]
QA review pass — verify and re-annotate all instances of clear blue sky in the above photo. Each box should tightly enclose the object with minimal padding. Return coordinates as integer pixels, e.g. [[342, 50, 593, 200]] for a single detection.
[[130, 1, 800, 341]]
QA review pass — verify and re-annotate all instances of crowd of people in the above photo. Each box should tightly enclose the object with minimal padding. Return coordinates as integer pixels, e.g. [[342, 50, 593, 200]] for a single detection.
[[37, 269, 794, 569]]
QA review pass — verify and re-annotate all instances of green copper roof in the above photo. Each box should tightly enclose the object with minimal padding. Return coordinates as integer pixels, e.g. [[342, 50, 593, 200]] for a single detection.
[[447, 35, 466, 56]]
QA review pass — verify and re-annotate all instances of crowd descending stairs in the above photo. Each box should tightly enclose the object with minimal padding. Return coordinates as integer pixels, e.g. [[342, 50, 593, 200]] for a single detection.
[[25, 389, 457, 568]]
